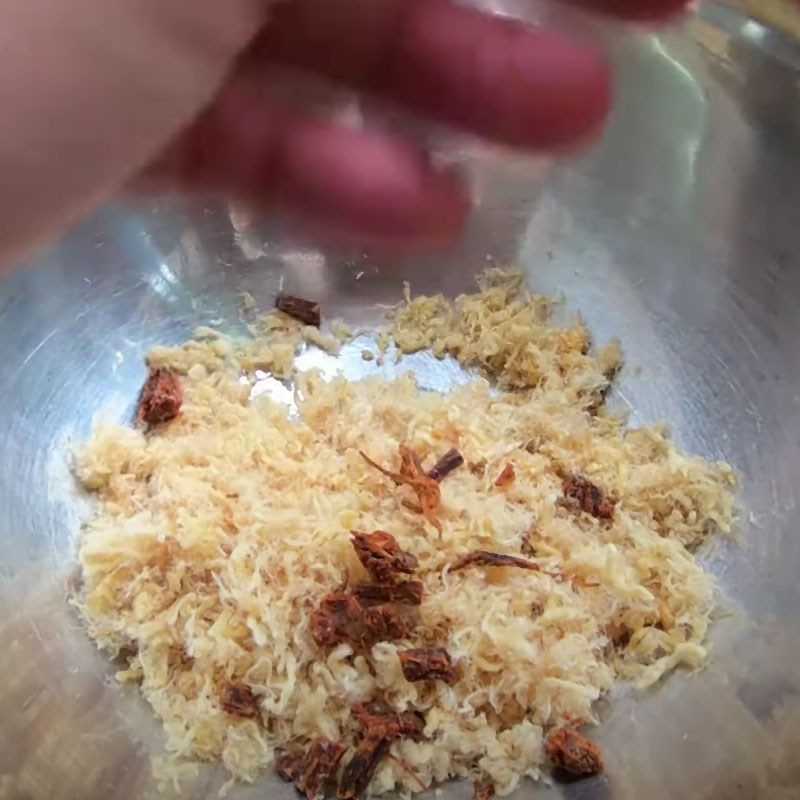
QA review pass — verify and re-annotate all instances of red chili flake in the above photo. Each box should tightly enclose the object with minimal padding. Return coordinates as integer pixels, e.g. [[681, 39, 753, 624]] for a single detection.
[[448, 550, 593, 589], [472, 781, 495, 800], [494, 464, 516, 488], [449, 550, 541, 573], [276, 739, 347, 800], [351, 703, 426, 742], [360, 605, 410, 647], [360, 446, 442, 532], [351, 531, 418, 582], [220, 682, 260, 718], [137, 367, 182, 425], [275, 751, 306, 785], [310, 592, 364, 648], [310, 592, 410, 649], [353, 581, 424, 606], [546, 727, 603, 776], [427, 448, 464, 482], [338, 735, 388, 799], [468, 458, 487, 477], [338, 705, 425, 799], [398, 648, 459, 685], [276, 294, 321, 327], [562, 475, 615, 519]]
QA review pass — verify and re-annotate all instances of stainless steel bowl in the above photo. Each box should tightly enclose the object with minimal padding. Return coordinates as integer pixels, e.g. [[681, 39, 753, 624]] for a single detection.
[[2, 5, 800, 799]]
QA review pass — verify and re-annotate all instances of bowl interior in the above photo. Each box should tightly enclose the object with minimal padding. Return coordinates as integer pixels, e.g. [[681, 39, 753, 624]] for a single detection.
[[2, 9, 800, 800]]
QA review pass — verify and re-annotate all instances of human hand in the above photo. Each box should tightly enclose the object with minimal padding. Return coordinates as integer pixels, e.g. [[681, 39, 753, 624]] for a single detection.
[[0, 0, 687, 265]]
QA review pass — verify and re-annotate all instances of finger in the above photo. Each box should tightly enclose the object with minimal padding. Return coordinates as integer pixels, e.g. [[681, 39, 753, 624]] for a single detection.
[[253, 0, 611, 150], [146, 80, 469, 243], [564, 0, 689, 20]]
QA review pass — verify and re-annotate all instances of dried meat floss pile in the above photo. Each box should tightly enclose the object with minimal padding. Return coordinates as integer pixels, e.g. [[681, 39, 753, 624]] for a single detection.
[[74, 270, 736, 796]]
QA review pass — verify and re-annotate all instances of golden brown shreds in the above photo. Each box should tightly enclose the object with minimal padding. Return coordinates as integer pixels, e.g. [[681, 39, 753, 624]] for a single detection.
[[359, 450, 407, 486], [657, 598, 676, 630], [398, 445, 425, 480], [546, 727, 603, 776], [449, 550, 542, 573], [276, 294, 321, 327], [468, 458, 487, 477], [360, 447, 442, 531], [520, 527, 537, 557], [387, 754, 428, 792], [220, 681, 260, 719], [137, 367, 182, 425], [353, 581, 424, 606], [605, 621, 632, 648], [398, 647, 459, 685], [310, 592, 364, 647], [494, 464, 516, 488], [562, 474, 616, 520], [169, 645, 194, 670], [338, 736, 389, 799], [471, 781, 495, 800], [351, 531, 418, 582], [276, 739, 347, 800], [426, 448, 464, 482]]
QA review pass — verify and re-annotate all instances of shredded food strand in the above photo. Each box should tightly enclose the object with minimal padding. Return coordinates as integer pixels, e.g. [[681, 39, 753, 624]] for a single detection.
[[74, 269, 736, 796]]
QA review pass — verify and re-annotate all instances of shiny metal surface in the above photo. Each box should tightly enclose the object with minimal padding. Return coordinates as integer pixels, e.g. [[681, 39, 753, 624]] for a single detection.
[[2, 7, 800, 799]]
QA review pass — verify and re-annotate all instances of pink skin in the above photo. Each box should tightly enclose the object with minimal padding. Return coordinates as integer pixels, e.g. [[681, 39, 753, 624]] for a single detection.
[[0, 0, 689, 265], [152, 0, 688, 243]]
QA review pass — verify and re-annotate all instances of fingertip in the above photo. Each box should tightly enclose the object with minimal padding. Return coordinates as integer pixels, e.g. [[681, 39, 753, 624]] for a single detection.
[[277, 123, 470, 241], [384, 1, 614, 150], [516, 31, 613, 149], [567, 0, 690, 20]]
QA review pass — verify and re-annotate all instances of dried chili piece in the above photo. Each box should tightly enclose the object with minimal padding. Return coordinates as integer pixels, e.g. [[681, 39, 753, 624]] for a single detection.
[[469, 458, 487, 477], [398, 445, 425, 480], [220, 681, 260, 718], [398, 648, 459, 685], [448, 550, 592, 589], [310, 592, 364, 647], [338, 736, 389, 800], [546, 727, 603, 776], [351, 703, 425, 742], [427, 448, 464, 482], [276, 751, 307, 785], [450, 550, 541, 573], [563, 474, 615, 520], [353, 581, 424, 606], [276, 739, 347, 800], [311, 592, 410, 649], [472, 781, 495, 800], [339, 703, 425, 798], [351, 531, 418, 582], [137, 367, 182, 425], [494, 464, 516, 488], [276, 294, 321, 327], [360, 605, 410, 646], [360, 446, 442, 532]]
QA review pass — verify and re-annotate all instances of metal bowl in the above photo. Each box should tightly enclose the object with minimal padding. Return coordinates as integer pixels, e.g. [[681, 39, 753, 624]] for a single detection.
[[2, 6, 799, 799]]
